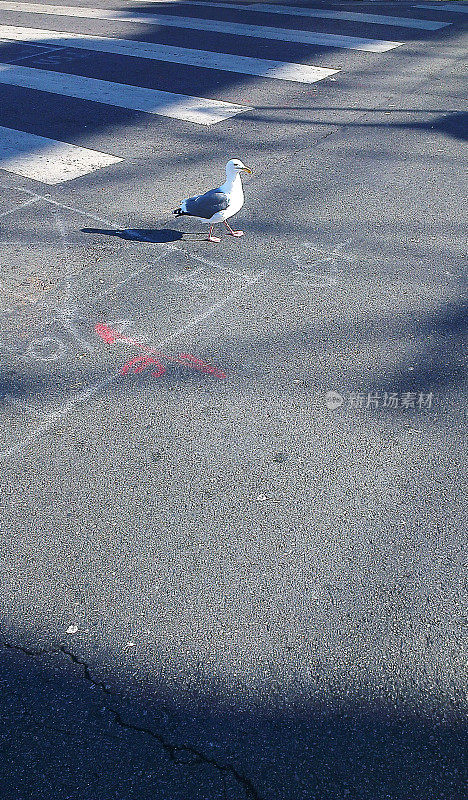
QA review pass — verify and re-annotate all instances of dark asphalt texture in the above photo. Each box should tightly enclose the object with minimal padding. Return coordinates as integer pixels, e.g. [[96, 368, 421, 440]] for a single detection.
[[0, 2, 467, 798]]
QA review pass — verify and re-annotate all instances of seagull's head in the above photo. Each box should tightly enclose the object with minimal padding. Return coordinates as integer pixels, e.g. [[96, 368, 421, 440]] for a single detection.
[[226, 159, 252, 178]]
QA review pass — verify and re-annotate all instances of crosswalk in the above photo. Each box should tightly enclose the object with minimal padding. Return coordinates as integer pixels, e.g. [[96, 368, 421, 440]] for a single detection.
[[0, 122, 122, 181], [138, 1, 452, 31], [0, 25, 339, 82], [414, 4, 468, 13], [0, 0, 461, 184], [0, 3, 404, 50]]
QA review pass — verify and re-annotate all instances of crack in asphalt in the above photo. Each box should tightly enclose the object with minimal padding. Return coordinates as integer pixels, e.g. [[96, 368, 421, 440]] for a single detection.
[[2, 640, 262, 800]]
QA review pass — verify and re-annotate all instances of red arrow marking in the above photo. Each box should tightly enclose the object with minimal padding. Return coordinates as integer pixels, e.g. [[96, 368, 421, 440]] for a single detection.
[[95, 323, 226, 380]]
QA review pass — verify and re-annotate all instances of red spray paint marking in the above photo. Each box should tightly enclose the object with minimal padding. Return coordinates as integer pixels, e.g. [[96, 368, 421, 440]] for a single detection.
[[95, 323, 118, 344], [173, 354, 226, 380], [95, 323, 147, 350], [120, 355, 166, 378], [94, 323, 226, 380]]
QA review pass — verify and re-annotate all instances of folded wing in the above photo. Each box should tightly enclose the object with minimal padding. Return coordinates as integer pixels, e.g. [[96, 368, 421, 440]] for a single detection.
[[183, 189, 229, 219]]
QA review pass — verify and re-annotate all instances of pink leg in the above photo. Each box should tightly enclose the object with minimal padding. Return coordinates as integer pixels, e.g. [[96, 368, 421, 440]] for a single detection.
[[207, 225, 220, 243], [224, 220, 244, 237]]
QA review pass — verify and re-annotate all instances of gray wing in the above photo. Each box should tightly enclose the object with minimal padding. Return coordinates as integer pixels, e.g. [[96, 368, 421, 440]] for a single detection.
[[183, 189, 229, 219]]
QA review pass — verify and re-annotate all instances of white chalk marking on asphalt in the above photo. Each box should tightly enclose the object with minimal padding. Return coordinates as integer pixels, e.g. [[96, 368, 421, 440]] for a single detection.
[[158, 270, 266, 348], [41, 196, 119, 226], [96, 244, 255, 303], [53, 212, 94, 352], [0, 25, 338, 84], [0, 373, 119, 460], [0, 125, 122, 184], [0, 181, 120, 226], [0, 195, 40, 217], [138, 1, 451, 30], [58, 309, 95, 351], [0, 63, 251, 125], [0, 4, 403, 52], [183, 248, 255, 279], [414, 4, 468, 13], [0, 262, 266, 460], [0, 37, 66, 63], [7, 46, 66, 62], [95, 246, 180, 301]]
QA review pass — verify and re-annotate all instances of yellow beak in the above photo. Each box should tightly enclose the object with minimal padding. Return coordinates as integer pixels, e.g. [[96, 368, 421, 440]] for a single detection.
[[242, 166, 252, 174]]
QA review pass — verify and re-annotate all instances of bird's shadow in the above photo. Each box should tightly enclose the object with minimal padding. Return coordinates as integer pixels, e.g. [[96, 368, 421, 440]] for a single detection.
[[81, 227, 188, 243]]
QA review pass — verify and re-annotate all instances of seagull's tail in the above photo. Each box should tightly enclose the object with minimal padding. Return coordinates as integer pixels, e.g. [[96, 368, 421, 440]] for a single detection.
[[173, 200, 188, 217]]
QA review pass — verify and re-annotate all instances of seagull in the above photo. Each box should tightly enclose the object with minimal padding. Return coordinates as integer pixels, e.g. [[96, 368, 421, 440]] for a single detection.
[[173, 159, 252, 242]]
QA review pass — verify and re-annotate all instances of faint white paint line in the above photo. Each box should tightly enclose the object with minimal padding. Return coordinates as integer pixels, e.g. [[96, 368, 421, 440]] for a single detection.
[[176, 248, 256, 280], [0, 371, 120, 460], [97, 244, 257, 304], [158, 269, 266, 347], [95, 246, 178, 301], [0, 182, 120, 227], [168, 265, 208, 290], [0, 62, 251, 126], [0, 125, 123, 184], [0, 195, 40, 218], [414, 4, 468, 13], [294, 239, 356, 268], [0, 25, 338, 84], [53, 212, 95, 352], [181, 251, 227, 270], [174, 247, 252, 283], [0, 4, 403, 52], [53, 211, 72, 305], [0, 41, 67, 62], [0, 268, 266, 460], [58, 312, 95, 352], [0, 182, 43, 195], [42, 197, 119, 227], [147, 1, 452, 30]]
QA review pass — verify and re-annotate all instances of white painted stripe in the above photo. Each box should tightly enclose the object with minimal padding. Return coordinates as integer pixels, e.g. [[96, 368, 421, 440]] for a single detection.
[[0, 25, 338, 83], [0, 63, 251, 125], [0, 125, 122, 183], [251, 3, 451, 30], [133, 1, 451, 31], [414, 3, 468, 12], [0, 3, 403, 52]]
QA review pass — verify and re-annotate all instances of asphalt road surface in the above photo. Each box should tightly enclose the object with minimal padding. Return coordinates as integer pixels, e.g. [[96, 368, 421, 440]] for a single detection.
[[0, 1, 467, 798]]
